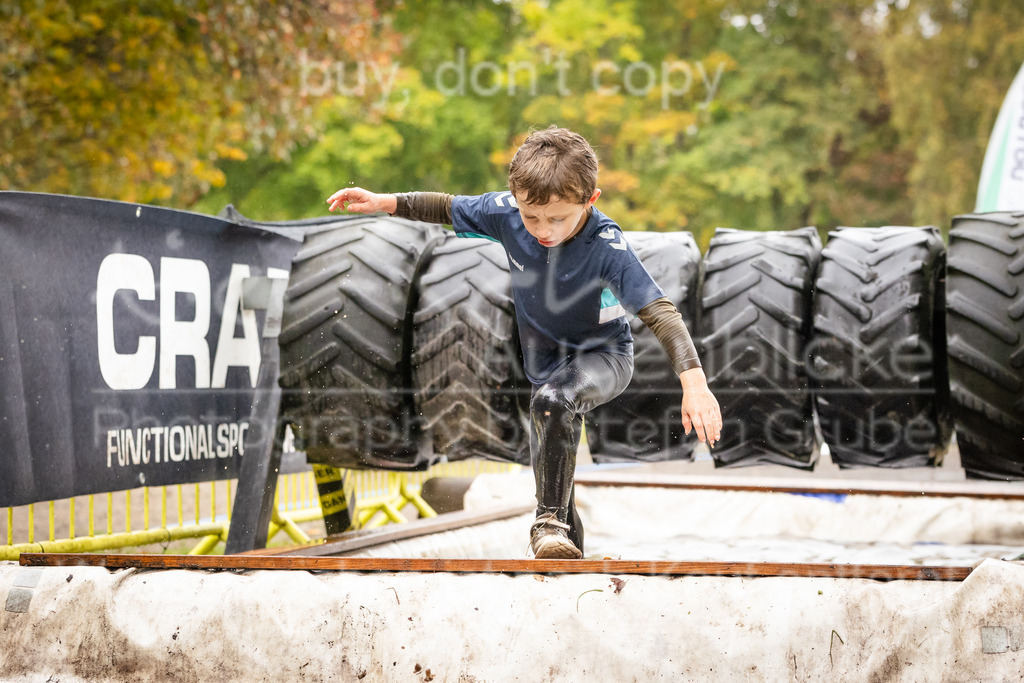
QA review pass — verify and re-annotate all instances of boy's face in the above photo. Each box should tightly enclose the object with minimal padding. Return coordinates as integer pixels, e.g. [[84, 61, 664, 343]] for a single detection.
[[514, 190, 601, 248]]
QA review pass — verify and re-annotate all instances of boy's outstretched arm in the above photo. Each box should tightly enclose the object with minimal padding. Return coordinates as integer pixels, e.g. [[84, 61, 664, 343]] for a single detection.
[[636, 297, 723, 447], [327, 187, 397, 214], [327, 188, 454, 224]]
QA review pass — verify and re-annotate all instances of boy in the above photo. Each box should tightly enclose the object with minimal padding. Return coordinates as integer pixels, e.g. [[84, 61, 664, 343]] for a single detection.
[[327, 126, 721, 559]]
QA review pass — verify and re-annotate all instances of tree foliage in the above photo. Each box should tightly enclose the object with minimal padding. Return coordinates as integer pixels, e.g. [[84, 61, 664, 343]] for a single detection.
[[876, 0, 1024, 225], [1, 0, 394, 204], [7, 1, 1023, 236], [196, 0, 517, 219]]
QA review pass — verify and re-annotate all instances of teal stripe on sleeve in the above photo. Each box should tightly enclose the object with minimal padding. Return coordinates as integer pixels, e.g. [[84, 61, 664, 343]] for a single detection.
[[457, 231, 501, 243]]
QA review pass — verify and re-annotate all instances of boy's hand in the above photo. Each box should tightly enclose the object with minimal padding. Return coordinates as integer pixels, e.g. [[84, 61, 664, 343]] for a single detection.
[[326, 187, 397, 214], [679, 367, 722, 448]]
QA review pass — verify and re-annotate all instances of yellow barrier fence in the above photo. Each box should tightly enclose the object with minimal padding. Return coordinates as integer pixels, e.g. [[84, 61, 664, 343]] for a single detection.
[[1, 460, 520, 561]]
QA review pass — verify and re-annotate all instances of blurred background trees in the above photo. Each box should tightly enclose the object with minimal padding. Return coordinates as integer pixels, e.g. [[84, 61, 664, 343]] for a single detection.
[[3, 0, 1023, 246], [1, 1, 395, 204]]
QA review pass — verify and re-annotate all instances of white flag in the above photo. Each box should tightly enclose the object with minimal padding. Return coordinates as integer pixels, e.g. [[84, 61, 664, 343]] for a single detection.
[[976, 61, 1024, 212]]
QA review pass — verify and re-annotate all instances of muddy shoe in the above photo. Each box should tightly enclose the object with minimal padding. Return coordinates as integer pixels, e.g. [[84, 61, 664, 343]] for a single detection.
[[529, 512, 582, 559]]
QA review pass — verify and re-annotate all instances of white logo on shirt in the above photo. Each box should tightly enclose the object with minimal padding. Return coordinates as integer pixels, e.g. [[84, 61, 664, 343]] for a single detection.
[[599, 228, 627, 250], [510, 255, 525, 271], [493, 192, 518, 208]]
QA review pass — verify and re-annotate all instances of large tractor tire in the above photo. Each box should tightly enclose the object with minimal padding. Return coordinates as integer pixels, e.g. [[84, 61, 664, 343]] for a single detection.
[[698, 227, 821, 469], [411, 233, 529, 464], [586, 231, 702, 462], [277, 215, 446, 470], [810, 226, 951, 468], [946, 212, 1024, 479]]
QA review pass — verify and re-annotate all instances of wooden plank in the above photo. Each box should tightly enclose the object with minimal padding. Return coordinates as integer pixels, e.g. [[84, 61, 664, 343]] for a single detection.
[[19, 553, 972, 581], [239, 504, 535, 557], [574, 472, 1024, 500]]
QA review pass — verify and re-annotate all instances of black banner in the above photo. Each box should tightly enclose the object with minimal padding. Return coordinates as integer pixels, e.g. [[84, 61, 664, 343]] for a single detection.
[[0, 192, 301, 506]]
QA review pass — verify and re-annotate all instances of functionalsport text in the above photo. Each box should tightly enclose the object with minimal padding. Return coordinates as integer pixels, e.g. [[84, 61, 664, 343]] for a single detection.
[[106, 421, 248, 469]]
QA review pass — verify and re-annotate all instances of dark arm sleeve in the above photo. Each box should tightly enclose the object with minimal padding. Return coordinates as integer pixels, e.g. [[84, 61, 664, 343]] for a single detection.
[[636, 297, 702, 375], [392, 192, 454, 225]]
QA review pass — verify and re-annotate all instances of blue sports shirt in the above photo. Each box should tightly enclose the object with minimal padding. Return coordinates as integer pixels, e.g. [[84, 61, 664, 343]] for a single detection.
[[450, 191, 665, 384]]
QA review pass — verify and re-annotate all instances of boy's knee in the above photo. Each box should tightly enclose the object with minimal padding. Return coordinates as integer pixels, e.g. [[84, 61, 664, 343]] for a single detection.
[[531, 384, 575, 420]]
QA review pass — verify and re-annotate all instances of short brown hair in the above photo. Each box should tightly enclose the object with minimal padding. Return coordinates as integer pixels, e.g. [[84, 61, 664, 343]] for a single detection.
[[507, 126, 598, 205]]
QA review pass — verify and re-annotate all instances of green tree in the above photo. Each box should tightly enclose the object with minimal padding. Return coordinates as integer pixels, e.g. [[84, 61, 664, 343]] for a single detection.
[[1, 1, 394, 205], [198, 0, 1022, 237], [491, 0, 908, 245], [691, 1, 914, 235], [197, 0, 519, 219], [877, 0, 1024, 225]]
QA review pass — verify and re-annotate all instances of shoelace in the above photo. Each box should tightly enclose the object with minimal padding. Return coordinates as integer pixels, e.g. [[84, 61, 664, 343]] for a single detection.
[[530, 512, 571, 533]]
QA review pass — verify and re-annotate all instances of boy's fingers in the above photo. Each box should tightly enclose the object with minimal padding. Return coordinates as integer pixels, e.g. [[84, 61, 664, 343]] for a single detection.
[[704, 411, 719, 445], [327, 188, 348, 203], [691, 415, 706, 443]]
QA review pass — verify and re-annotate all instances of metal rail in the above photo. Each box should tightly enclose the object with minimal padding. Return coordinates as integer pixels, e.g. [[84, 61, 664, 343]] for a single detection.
[[241, 504, 535, 557], [19, 553, 972, 581], [574, 472, 1024, 500]]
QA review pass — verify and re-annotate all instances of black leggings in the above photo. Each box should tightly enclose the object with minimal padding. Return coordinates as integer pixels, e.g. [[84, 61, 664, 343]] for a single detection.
[[530, 350, 633, 554]]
